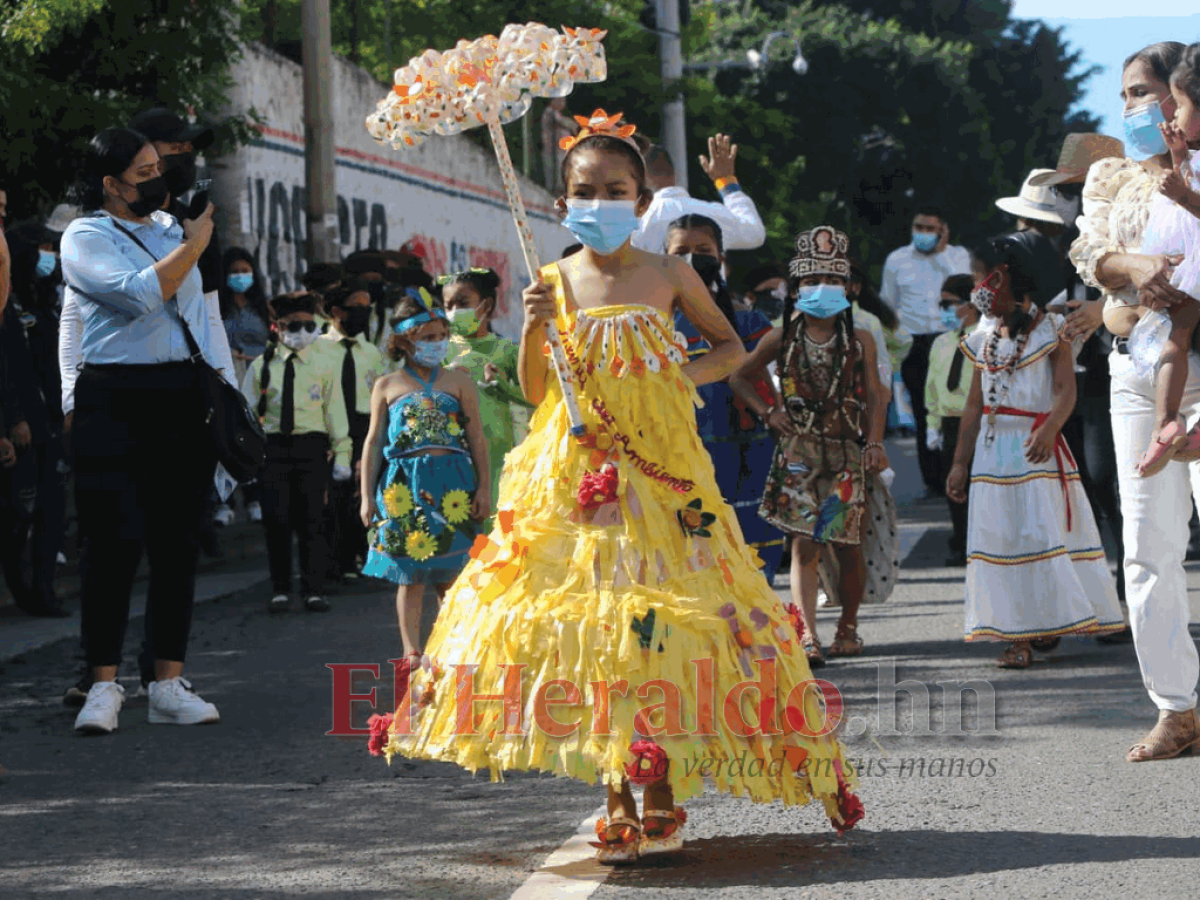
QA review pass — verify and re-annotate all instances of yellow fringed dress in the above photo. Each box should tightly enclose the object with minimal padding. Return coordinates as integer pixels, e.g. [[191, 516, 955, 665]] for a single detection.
[[383, 264, 860, 825]]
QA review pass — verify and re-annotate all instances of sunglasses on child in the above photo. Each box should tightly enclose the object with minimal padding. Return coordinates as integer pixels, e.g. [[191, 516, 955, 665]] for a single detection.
[[280, 320, 318, 333]]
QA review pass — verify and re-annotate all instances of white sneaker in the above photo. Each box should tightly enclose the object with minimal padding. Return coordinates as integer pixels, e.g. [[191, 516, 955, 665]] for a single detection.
[[148, 676, 220, 725], [74, 681, 125, 734], [247, 501, 263, 523], [213, 505, 235, 527]]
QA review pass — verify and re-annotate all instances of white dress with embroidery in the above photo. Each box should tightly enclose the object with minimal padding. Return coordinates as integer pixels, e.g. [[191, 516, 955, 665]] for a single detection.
[[960, 315, 1124, 641]]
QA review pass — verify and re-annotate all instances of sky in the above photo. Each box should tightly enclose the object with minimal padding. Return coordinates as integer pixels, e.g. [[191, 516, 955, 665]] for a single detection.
[[1008, 2, 1200, 141]]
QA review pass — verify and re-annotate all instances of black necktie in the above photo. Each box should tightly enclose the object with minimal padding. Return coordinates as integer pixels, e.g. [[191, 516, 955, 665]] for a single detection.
[[280, 353, 297, 435], [947, 338, 966, 392], [341, 339, 357, 417]]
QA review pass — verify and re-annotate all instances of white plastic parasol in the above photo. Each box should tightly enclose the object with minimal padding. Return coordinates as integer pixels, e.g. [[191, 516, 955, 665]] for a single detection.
[[366, 23, 608, 436]]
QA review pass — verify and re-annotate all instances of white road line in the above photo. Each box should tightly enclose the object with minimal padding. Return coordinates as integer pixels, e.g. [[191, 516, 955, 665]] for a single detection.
[[508, 805, 611, 900]]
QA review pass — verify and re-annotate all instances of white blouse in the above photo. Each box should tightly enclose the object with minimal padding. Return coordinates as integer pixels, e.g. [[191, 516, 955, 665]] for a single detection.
[[1068, 156, 1161, 311]]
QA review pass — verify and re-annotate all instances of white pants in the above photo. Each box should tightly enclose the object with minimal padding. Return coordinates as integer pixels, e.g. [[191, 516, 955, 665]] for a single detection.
[[1110, 350, 1200, 712]]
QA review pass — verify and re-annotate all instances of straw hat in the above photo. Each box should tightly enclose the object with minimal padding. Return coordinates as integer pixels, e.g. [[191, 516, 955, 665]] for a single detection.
[[1028, 134, 1125, 187], [995, 170, 1065, 225]]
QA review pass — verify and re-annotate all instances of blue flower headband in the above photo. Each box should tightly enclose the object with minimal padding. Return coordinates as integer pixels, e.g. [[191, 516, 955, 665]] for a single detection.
[[392, 287, 447, 335]]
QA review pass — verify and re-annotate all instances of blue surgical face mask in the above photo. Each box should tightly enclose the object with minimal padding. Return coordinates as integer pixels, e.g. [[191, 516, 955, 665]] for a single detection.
[[795, 284, 851, 319], [411, 338, 449, 368], [1123, 100, 1168, 160], [36, 250, 57, 279], [912, 230, 939, 253], [227, 272, 255, 294], [940, 306, 961, 331], [562, 199, 640, 255]]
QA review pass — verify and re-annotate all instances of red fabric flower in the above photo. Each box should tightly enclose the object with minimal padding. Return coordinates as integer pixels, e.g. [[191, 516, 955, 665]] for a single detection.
[[577, 464, 619, 511], [830, 770, 865, 835], [366, 712, 394, 757], [784, 602, 806, 641], [625, 739, 669, 785]]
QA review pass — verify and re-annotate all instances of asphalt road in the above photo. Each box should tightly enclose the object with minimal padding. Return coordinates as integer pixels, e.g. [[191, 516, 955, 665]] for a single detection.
[[2, 445, 1199, 899]]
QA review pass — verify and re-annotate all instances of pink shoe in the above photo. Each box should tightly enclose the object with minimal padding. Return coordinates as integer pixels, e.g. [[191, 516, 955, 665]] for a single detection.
[[1137, 420, 1187, 477]]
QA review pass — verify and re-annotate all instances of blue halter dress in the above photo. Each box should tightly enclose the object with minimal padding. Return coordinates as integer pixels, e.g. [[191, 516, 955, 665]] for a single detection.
[[362, 366, 480, 585]]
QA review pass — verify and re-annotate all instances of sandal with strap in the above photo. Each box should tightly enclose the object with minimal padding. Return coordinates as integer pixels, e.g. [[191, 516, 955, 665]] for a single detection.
[[638, 806, 687, 857], [997, 643, 1032, 669], [827, 621, 864, 658], [800, 633, 826, 669], [1136, 418, 1187, 477], [1127, 708, 1200, 762], [589, 815, 641, 865]]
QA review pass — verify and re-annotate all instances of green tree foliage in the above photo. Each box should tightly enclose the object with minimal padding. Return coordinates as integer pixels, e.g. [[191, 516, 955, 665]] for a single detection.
[[690, 0, 1099, 272], [240, 0, 1097, 275], [0, 0, 257, 220]]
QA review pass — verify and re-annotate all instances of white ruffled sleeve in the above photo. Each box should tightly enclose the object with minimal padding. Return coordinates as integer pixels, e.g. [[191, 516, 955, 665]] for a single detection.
[[1068, 157, 1138, 292], [204, 290, 236, 384]]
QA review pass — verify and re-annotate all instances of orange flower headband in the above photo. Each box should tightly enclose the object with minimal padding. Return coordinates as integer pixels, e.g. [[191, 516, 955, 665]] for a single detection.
[[559, 109, 639, 154]]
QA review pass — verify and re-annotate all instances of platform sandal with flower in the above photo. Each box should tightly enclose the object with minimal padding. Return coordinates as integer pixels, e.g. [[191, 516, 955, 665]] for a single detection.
[[639, 780, 686, 857], [590, 786, 641, 865], [827, 620, 864, 658]]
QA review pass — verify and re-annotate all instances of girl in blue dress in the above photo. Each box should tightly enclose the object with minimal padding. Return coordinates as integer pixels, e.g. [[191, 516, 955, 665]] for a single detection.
[[664, 214, 785, 584], [361, 288, 490, 679]]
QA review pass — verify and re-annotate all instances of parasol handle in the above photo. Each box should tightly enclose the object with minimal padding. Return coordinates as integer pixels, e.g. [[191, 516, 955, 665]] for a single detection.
[[485, 116, 587, 436]]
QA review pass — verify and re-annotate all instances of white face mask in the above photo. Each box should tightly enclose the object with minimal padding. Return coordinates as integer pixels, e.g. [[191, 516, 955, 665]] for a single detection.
[[279, 328, 320, 351]]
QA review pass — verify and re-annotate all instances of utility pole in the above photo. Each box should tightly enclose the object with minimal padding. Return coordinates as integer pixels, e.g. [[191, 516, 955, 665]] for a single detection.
[[302, 0, 338, 264], [654, 0, 687, 190]]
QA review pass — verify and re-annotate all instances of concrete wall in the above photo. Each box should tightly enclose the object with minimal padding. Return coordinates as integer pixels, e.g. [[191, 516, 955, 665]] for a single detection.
[[209, 43, 567, 339]]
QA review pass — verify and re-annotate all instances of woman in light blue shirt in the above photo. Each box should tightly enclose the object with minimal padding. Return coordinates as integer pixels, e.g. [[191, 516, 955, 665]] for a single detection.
[[61, 126, 222, 735]]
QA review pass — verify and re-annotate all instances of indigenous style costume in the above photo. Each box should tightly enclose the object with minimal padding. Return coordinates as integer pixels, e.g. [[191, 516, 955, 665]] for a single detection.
[[759, 227, 870, 548], [961, 312, 1123, 640], [675, 306, 786, 582], [375, 262, 862, 834]]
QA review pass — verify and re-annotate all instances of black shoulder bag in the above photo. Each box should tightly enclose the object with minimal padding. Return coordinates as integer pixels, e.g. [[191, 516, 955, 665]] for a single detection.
[[108, 221, 266, 482]]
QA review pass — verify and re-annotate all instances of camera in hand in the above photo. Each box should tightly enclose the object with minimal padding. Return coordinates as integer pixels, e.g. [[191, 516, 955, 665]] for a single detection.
[[186, 179, 212, 221]]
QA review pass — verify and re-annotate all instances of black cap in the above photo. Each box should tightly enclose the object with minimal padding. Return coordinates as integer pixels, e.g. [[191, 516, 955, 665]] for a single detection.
[[129, 107, 215, 151]]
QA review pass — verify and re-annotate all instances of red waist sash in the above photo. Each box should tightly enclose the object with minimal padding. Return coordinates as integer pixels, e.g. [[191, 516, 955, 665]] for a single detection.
[[982, 406, 1075, 532]]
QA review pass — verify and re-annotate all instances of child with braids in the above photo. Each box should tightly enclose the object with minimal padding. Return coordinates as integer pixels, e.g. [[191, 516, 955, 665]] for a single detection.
[[946, 233, 1122, 668], [370, 113, 863, 864], [736, 226, 889, 667]]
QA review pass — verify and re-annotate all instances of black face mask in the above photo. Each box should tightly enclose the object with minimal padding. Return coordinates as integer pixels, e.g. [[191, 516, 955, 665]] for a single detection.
[[121, 175, 170, 217], [342, 307, 372, 337], [161, 153, 197, 197], [753, 289, 785, 321], [684, 253, 725, 297]]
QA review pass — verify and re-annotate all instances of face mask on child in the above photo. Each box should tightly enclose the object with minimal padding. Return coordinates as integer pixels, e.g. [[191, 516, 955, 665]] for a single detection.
[[562, 199, 640, 255], [449, 307, 480, 337], [410, 338, 450, 368], [278, 321, 320, 350], [940, 306, 961, 331], [227, 272, 254, 294], [795, 284, 850, 319], [1123, 100, 1168, 161], [970, 273, 1001, 317]]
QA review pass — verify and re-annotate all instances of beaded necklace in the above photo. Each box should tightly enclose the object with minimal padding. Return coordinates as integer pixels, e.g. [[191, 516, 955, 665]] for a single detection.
[[980, 309, 1042, 447]]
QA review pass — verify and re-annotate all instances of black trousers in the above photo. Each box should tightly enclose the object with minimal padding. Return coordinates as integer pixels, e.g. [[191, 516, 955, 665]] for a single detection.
[[901, 332, 943, 492], [940, 417, 969, 556], [1074, 395, 1126, 603], [74, 363, 215, 668], [327, 413, 369, 576], [262, 433, 331, 596]]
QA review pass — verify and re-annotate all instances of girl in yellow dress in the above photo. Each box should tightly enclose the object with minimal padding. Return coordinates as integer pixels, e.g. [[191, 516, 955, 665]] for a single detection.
[[372, 111, 863, 863]]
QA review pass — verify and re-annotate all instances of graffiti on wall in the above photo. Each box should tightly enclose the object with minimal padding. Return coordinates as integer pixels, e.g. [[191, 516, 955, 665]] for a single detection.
[[241, 180, 518, 323]]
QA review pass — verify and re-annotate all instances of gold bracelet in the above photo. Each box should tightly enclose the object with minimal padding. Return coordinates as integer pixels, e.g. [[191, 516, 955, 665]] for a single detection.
[[714, 176, 738, 191]]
